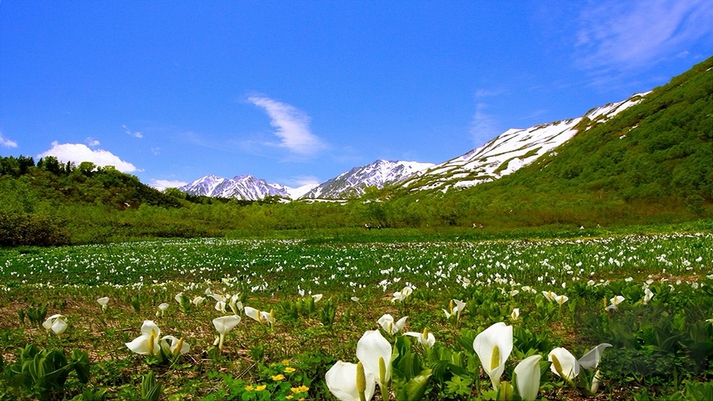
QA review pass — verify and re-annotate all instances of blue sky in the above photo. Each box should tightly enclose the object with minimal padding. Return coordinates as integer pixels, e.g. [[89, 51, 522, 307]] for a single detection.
[[1, 0, 712, 189]]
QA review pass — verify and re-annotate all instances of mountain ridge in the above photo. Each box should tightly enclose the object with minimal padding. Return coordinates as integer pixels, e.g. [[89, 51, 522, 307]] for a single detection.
[[178, 93, 647, 200]]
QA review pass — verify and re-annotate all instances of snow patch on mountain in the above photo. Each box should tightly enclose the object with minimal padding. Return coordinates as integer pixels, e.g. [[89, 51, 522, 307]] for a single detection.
[[180, 174, 291, 200], [302, 159, 435, 199], [401, 92, 648, 193]]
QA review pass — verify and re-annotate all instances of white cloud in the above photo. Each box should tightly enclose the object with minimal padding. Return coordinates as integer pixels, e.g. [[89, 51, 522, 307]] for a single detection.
[[290, 175, 321, 186], [150, 179, 187, 191], [470, 103, 499, 146], [123, 125, 143, 138], [0, 132, 18, 148], [85, 137, 100, 147], [37, 142, 140, 173], [575, 0, 713, 72], [248, 96, 326, 156]]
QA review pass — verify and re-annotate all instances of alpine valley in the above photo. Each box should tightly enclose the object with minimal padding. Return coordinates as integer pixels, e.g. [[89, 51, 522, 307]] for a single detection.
[[1, 55, 711, 246], [179, 93, 647, 200]]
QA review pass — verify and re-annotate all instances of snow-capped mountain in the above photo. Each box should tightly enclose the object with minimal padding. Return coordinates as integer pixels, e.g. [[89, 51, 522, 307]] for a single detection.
[[400, 93, 648, 193], [302, 159, 435, 199], [178, 93, 648, 200], [180, 174, 298, 200], [180, 160, 434, 201]]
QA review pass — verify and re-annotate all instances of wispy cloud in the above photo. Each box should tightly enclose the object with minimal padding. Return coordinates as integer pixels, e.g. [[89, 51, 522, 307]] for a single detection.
[[248, 96, 326, 156], [575, 0, 713, 72], [290, 175, 321, 186], [475, 88, 506, 98], [37, 142, 140, 173], [150, 179, 187, 191], [0, 132, 18, 148], [470, 103, 500, 147], [85, 137, 100, 147], [123, 125, 143, 138]]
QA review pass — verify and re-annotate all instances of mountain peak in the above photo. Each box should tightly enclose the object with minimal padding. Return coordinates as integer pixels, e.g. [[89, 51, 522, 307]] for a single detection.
[[302, 159, 435, 199]]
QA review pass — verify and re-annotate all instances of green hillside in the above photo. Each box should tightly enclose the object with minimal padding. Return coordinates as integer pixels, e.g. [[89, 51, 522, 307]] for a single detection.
[[395, 56, 713, 228], [1, 57, 712, 246]]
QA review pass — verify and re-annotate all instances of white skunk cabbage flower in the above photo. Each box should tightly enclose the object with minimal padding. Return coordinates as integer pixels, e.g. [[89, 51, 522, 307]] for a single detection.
[[377, 314, 408, 335], [212, 315, 241, 351], [356, 330, 392, 391], [43, 314, 68, 335], [97, 297, 109, 311], [126, 320, 161, 356], [473, 322, 513, 390], [326, 360, 375, 401], [513, 355, 542, 401]]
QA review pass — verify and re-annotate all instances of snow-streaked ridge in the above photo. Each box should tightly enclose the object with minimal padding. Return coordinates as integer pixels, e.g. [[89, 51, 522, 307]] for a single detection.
[[178, 159, 432, 201], [302, 159, 435, 199], [181, 174, 292, 200], [401, 92, 648, 193]]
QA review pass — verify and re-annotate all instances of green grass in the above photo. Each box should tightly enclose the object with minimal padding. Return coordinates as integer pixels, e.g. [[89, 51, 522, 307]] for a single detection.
[[1, 231, 712, 400]]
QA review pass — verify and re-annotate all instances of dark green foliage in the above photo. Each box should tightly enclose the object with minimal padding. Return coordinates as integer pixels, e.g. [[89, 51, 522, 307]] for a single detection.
[[1, 344, 91, 400]]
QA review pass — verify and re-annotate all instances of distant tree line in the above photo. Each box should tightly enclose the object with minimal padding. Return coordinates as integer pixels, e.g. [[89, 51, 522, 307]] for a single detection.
[[1, 57, 711, 246]]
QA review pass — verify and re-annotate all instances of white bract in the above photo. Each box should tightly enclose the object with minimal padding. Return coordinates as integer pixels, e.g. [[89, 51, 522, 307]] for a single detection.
[[156, 302, 169, 317], [443, 299, 466, 320], [97, 296, 109, 311], [548, 347, 579, 381], [126, 320, 162, 356], [391, 286, 413, 303], [325, 360, 375, 401], [160, 335, 190, 357], [607, 295, 625, 310], [510, 308, 520, 320], [578, 343, 613, 393], [212, 315, 241, 351], [244, 306, 275, 327], [473, 322, 513, 390], [513, 355, 542, 401], [377, 314, 408, 335], [555, 294, 569, 307], [405, 328, 436, 349], [356, 330, 392, 392], [43, 314, 68, 335]]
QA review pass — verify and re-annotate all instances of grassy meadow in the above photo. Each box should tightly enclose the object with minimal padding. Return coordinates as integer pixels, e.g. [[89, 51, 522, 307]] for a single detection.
[[1, 229, 712, 400]]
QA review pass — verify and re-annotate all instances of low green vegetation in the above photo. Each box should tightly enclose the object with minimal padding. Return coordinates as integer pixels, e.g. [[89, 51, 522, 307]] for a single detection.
[[0, 233, 711, 399]]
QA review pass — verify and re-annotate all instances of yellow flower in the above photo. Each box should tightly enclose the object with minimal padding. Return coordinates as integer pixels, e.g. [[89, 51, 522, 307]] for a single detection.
[[272, 374, 285, 381], [286, 396, 293, 400], [284, 367, 296, 373], [244, 385, 254, 391], [282, 359, 290, 365], [291, 385, 309, 393], [255, 385, 266, 392]]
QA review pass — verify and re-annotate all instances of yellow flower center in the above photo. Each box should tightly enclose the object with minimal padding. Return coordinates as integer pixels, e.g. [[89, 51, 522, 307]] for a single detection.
[[356, 361, 366, 393], [490, 345, 500, 370], [551, 354, 565, 378]]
